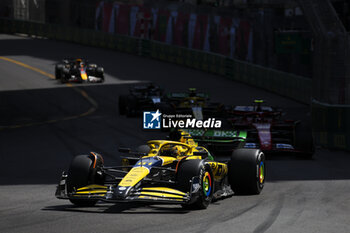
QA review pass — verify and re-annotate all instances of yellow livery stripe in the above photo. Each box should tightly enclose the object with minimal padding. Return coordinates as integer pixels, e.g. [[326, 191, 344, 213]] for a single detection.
[[119, 166, 149, 187], [76, 184, 107, 191], [0, 56, 55, 79], [141, 187, 186, 196], [81, 73, 88, 80], [158, 156, 177, 165], [72, 194, 105, 197]]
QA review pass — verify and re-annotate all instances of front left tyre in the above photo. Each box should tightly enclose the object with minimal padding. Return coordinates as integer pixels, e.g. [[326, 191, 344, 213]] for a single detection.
[[66, 154, 104, 206], [60, 68, 70, 83], [55, 64, 64, 80]]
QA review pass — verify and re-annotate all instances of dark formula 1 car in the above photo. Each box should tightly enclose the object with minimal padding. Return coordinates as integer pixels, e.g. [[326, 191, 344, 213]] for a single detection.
[[55, 131, 265, 209], [161, 88, 225, 120], [118, 83, 163, 116], [55, 58, 104, 83], [226, 100, 315, 158]]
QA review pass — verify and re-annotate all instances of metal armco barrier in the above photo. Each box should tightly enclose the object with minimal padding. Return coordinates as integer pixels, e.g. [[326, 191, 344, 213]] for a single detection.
[[1, 18, 348, 151]]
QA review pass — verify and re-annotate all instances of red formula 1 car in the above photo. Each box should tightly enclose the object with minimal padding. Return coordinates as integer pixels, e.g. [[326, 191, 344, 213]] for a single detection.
[[226, 100, 314, 158]]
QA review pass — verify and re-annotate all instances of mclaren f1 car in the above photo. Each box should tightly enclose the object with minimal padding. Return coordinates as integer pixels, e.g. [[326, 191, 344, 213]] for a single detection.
[[55, 130, 265, 209], [55, 58, 104, 83]]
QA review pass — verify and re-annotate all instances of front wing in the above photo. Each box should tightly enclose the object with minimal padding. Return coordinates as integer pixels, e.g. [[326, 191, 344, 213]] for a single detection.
[[55, 173, 192, 204]]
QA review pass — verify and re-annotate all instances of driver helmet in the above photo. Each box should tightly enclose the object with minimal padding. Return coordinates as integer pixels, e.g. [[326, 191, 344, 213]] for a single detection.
[[170, 145, 181, 156], [75, 59, 82, 66]]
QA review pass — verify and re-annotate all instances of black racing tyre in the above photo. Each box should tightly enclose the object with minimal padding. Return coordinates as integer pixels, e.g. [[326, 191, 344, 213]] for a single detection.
[[66, 154, 104, 206], [76, 74, 83, 83], [118, 95, 128, 115], [96, 67, 104, 83], [55, 64, 64, 80], [99, 76, 105, 83], [294, 121, 315, 159], [229, 149, 265, 195], [177, 159, 214, 209], [96, 67, 104, 75], [126, 95, 138, 117], [60, 68, 70, 83]]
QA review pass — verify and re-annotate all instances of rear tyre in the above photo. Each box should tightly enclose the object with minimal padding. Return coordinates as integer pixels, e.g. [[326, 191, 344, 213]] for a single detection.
[[96, 67, 104, 83], [294, 121, 315, 159], [55, 64, 63, 80], [229, 149, 265, 195], [66, 154, 104, 206], [60, 68, 70, 83], [177, 160, 214, 209]]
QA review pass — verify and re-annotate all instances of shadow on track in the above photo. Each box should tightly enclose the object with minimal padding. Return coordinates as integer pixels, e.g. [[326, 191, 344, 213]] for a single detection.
[[42, 203, 190, 214]]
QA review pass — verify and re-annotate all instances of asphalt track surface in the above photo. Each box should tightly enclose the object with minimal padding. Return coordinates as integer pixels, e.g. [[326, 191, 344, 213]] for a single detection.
[[0, 34, 349, 233]]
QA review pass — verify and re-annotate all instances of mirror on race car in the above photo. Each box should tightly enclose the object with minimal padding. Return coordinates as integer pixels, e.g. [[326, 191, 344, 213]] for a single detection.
[[193, 151, 208, 156]]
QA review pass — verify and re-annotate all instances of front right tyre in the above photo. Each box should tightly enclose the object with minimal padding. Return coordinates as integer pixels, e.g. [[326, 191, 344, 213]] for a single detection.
[[228, 149, 265, 195], [55, 64, 64, 80], [60, 68, 70, 83], [66, 154, 104, 206]]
